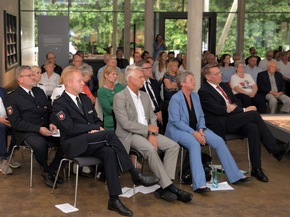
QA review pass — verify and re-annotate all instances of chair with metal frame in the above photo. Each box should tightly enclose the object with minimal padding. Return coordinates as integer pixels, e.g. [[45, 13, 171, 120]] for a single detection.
[[4, 140, 34, 188], [51, 156, 102, 208]]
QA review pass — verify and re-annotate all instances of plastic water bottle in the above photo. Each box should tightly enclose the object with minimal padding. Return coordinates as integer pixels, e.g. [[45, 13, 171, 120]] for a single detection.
[[212, 169, 219, 188]]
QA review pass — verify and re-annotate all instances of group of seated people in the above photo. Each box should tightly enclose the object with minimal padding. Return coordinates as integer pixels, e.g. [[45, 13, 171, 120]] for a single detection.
[[1, 46, 290, 216], [201, 48, 290, 115]]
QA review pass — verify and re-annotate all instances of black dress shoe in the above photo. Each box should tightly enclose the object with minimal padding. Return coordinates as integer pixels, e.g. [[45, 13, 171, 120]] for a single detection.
[[53, 173, 64, 184], [154, 188, 177, 202], [251, 168, 269, 182], [108, 198, 133, 216], [41, 173, 56, 188], [194, 187, 211, 193], [233, 176, 252, 185], [172, 189, 193, 203], [132, 173, 159, 187], [273, 142, 290, 161]]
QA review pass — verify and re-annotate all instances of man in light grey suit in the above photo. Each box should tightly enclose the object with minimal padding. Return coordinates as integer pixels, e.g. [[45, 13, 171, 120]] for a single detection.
[[113, 65, 192, 203]]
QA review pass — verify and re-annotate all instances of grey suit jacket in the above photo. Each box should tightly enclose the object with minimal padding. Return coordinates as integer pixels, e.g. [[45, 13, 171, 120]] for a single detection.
[[113, 87, 157, 152]]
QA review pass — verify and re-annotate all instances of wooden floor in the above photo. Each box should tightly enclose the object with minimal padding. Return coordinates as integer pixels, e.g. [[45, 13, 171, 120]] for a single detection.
[[1, 140, 290, 217]]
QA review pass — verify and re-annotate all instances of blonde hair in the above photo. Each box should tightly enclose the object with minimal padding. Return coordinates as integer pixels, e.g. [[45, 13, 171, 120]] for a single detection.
[[103, 65, 118, 80], [60, 66, 78, 84]]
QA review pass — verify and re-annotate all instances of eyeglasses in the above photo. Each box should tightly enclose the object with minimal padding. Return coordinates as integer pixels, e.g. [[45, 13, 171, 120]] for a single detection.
[[20, 74, 35, 78], [142, 67, 152, 70]]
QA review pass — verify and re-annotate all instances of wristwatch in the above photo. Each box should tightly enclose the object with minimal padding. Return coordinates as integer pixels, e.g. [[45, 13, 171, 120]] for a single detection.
[[148, 131, 158, 136]]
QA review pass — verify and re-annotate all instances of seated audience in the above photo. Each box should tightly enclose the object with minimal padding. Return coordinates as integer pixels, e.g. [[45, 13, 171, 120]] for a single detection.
[[257, 60, 290, 114], [179, 54, 187, 73], [0, 87, 20, 175], [31, 65, 46, 94], [167, 51, 175, 61], [245, 47, 261, 66], [245, 56, 262, 82], [40, 61, 60, 98], [198, 63, 290, 182], [229, 52, 241, 66], [97, 54, 112, 80], [52, 66, 159, 216], [141, 50, 149, 60], [258, 50, 276, 71], [98, 66, 125, 130], [98, 58, 124, 87], [154, 51, 168, 82], [277, 51, 290, 96], [162, 59, 179, 132], [131, 52, 142, 66], [175, 53, 183, 67], [136, 60, 163, 134], [6, 66, 63, 188], [113, 65, 193, 203], [116, 49, 129, 70], [219, 54, 236, 83], [79, 64, 96, 105], [166, 72, 251, 193], [41, 52, 63, 75], [230, 60, 266, 113]]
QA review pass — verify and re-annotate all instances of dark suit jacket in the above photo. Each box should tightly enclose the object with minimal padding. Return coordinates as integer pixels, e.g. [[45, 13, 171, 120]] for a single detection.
[[116, 58, 129, 69], [197, 82, 243, 139], [140, 78, 163, 112], [257, 70, 285, 97], [6, 86, 52, 145], [52, 91, 103, 158]]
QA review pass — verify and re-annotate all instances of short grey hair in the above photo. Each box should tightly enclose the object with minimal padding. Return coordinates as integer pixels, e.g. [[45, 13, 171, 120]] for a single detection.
[[124, 65, 144, 83], [15, 65, 31, 80], [234, 60, 245, 68], [79, 64, 93, 77], [176, 71, 193, 89]]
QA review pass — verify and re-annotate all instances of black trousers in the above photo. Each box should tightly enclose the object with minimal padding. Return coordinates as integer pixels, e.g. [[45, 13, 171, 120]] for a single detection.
[[225, 110, 277, 169], [235, 93, 267, 114], [25, 135, 63, 174], [81, 130, 134, 197]]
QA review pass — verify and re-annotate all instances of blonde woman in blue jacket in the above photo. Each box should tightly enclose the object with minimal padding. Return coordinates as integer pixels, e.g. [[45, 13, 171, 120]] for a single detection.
[[165, 72, 251, 193]]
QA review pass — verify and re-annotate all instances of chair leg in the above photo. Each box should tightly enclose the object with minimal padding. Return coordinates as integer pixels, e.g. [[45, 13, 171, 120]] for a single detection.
[[246, 139, 251, 172], [179, 147, 184, 183], [4, 145, 17, 178], [30, 149, 34, 188], [51, 158, 67, 193], [74, 164, 79, 208]]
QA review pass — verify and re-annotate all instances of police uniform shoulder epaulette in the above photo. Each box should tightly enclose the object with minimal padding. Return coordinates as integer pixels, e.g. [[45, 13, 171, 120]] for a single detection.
[[7, 89, 15, 95]]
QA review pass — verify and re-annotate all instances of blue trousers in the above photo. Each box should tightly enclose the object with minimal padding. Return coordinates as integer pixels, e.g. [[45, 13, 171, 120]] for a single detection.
[[178, 128, 243, 190]]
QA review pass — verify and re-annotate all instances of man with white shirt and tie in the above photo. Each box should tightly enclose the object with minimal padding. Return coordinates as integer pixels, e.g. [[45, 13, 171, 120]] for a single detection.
[[136, 60, 163, 133], [6, 65, 63, 188], [198, 63, 290, 183]]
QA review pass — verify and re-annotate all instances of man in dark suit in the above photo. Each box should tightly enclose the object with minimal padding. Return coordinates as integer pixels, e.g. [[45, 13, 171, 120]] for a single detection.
[[198, 63, 290, 182], [6, 66, 63, 187], [257, 60, 290, 114], [52, 66, 159, 216], [116, 49, 129, 70], [136, 60, 163, 133]]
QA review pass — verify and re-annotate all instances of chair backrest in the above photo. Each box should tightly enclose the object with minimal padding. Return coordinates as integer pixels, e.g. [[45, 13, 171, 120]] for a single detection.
[[94, 97, 103, 121]]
